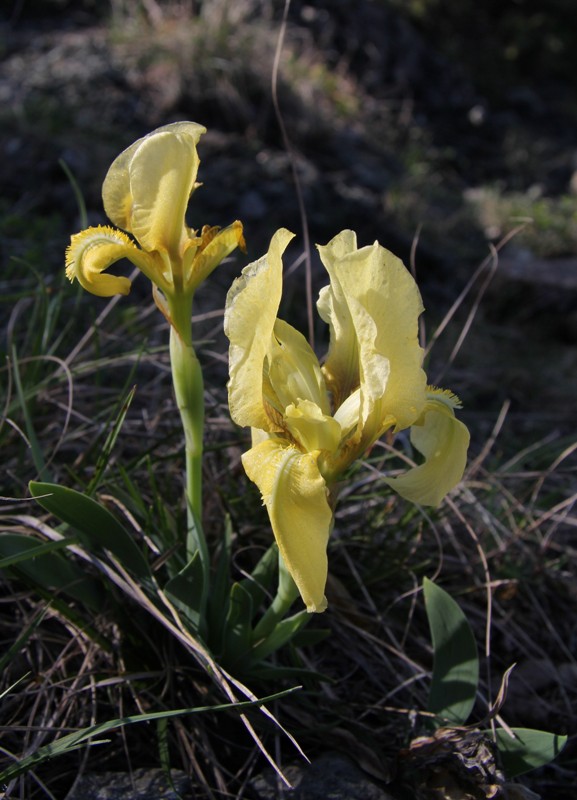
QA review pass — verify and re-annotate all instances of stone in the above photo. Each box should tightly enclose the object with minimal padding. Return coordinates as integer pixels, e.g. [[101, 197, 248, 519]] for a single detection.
[[65, 768, 192, 800], [251, 752, 397, 800]]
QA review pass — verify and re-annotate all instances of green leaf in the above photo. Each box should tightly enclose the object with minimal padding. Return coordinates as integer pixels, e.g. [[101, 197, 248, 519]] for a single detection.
[[163, 551, 205, 635], [238, 543, 278, 615], [493, 727, 567, 778], [424, 577, 479, 725], [0, 533, 104, 611], [250, 610, 310, 663], [206, 516, 233, 653], [29, 481, 151, 580], [0, 535, 77, 568], [222, 582, 254, 669]]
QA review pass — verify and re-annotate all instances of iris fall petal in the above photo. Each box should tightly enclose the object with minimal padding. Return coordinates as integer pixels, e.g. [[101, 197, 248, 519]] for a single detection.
[[242, 438, 332, 613], [383, 391, 470, 506]]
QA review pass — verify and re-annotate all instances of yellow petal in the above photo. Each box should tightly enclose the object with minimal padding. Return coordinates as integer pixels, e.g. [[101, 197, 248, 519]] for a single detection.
[[284, 399, 342, 453], [317, 231, 360, 406], [225, 228, 295, 431], [65, 225, 155, 297], [384, 390, 470, 506], [102, 122, 206, 254], [268, 318, 330, 415], [185, 220, 245, 291], [242, 438, 332, 613], [318, 232, 427, 445]]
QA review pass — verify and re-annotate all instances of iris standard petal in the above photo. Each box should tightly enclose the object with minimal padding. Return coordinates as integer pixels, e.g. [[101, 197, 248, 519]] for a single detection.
[[225, 228, 295, 431], [102, 122, 206, 234], [65, 225, 156, 297], [317, 231, 360, 406], [320, 234, 427, 437], [242, 438, 332, 613], [126, 129, 200, 256], [383, 391, 470, 506]]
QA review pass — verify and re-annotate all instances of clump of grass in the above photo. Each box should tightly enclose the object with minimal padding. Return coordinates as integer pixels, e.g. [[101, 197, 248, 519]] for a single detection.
[[465, 186, 577, 257], [107, 0, 361, 139]]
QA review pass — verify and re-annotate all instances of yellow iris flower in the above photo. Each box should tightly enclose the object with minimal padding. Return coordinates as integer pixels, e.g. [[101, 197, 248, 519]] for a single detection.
[[65, 121, 244, 332], [225, 229, 470, 613]]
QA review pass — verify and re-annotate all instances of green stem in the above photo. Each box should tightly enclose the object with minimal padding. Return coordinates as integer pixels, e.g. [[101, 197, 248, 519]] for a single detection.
[[252, 553, 300, 642], [169, 320, 208, 573]]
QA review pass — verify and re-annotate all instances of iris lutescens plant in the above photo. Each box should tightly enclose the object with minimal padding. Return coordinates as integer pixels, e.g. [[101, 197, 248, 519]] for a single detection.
[[31, 121, 469, 677], [225, 228, 470, 613], [65, 122, 244, 579]]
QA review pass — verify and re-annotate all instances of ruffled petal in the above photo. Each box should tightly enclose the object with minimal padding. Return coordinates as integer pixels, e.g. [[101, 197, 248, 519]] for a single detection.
[[242, 438, 332, 612], [225, 228, 295, 431], [65, 225, 155, 297], [128, 130, 201, 255], [383, 390, 470, 506], [317, 230, 360, 406], [102, 122, 206, 236], [318, 232, 427, 446]]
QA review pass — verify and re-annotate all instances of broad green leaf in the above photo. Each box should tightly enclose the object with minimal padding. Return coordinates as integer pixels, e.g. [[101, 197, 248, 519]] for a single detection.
[[0, 533, 103, 610], [0, 687, 299, 784], [29, 481, 150, 580], [164, 551, 204, 635], [493, 727, 567, 778], [0, 535, 77, 568], [238, 543, 278, 615], [206, 516, 233, 653], [250, 610, 310, 663], [424, 577, 479, 725], [222, 582, 254, 670]]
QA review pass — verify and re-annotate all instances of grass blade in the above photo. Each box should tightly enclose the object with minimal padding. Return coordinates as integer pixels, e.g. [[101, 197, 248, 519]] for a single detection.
[[0, 688, 299, 784]]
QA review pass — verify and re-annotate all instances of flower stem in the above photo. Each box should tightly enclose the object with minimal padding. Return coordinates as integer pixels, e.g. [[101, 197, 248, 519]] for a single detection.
[[169, 323, 208, 573]]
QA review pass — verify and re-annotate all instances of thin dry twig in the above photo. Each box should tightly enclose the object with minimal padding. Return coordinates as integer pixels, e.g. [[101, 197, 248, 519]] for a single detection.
[[271, 0, 314, 349]]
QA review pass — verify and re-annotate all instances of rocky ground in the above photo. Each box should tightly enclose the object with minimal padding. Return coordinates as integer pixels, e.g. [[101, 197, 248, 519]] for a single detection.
[[2, 0, 577, 451]]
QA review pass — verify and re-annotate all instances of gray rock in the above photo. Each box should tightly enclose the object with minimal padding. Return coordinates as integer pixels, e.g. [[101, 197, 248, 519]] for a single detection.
[[65, 768, 192, 800], [251, 753, 397, 800]]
